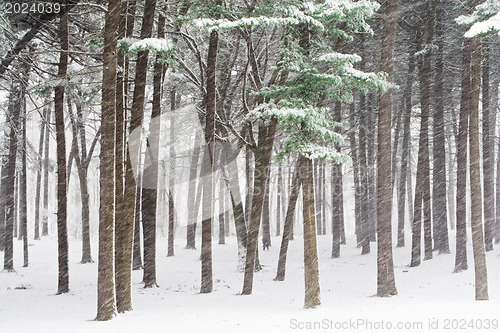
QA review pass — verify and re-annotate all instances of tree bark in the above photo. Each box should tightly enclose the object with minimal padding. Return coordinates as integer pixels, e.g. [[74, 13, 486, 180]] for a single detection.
[[302, 156, 321, 308], [34, 106, 48, 241], [331, 101, 342, 258], [481, 40, 494, 252], [454, 38, 471, 273], [42, 107, 51, 237], [276, 161, 283, 236], [469, 36, 488, 301], [397, 34, 416, 248], [95, 0, 120, 321], [20, 73, 28, 268], [432, 2, 450, 254], [200, 26, 219, 294], [186, 134, 201, 249], [348, 103, 362, 247], [54, 0, 69, 295], [133, 0, 157, 289], [241, 120, 277, 294], [3, 84, 21, 271], [377, 0, 398, 297], [275, 156, 303, 281]]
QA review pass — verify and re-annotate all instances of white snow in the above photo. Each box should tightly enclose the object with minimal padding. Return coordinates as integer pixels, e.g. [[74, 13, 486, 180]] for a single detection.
[[119, 38, 174, 53], [1, 230, 499, 332]]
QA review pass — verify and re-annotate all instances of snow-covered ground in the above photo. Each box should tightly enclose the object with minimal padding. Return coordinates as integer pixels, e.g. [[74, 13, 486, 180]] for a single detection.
[[1, 233, 499, 333]]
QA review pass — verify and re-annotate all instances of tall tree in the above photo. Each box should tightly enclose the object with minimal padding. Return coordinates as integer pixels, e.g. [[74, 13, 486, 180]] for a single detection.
[[42, 107, 51, 237], [3, 84, 21, 271], [331, 101, 342, 258], [397, 31, 417, 248], [432, 1, 450, 254], [96, 0, 121, 321], [54, 0, 69, 294], [20, 72, 28, 267], [377, 0, 398, 297], [34, 106, 48, 241], [275, 156, 302, 281], [481, 40, 494, 252], [133, 0, 158, 289], [454, 38, 471, 273], [469, 36, 488, 301], [302, 156, 321, 308], [200, 4, 221, 292]]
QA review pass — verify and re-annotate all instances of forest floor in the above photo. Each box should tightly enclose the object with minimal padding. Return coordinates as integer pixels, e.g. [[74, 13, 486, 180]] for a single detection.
[[1, 231, 499, 333]]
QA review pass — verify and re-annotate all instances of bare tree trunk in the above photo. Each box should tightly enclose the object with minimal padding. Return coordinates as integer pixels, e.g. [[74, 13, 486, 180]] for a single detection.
[[302, 156, 321, 308], [186, 134, 201, 249], [54, 0, 69, 294], [432, 2, 450, 254], [115, 0, 137, 312], [218, 173, 226, 245], [95, 0, 120, 321], [3, 85, 21, 271], [132, 182, 142, 270], [0, 145, 7, 251], [275, 156, 303, 281], [331, 101, 342, 258], [200, 26, 220, 294], [241, 120, 277, 295], [134, 0, 158, 289], [481, 40, 494, 252], [348, 103, 362, 247], [367, 94, 377, 242], [20, 76, 28, 268], [167, 92, 175, 257], [454, 38, 471, 273], [42, 107, 51, 237], [359, 92, 370, 255], [376, 0, 398, 297], [261, 162, 271, 249], [34, 106, 48, 241], [469, 36, 488, 301], [276, 161, 283, 236], [397, 35, 416, 248]]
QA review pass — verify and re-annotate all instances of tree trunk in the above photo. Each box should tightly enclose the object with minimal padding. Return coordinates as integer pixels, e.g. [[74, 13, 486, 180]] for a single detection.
[[454, 38, 471, 273], [186, 134, 201, 249], [376, 0, 398, 297], [241, 120, 277, 295], [302, 156, 321, 308], [34, 106, 48, 241], [481, 40, 494, 252], [76, 104, 93, 264], [348, 103, 362, 247], [366, 94, 377, 242], [200, 27, 219, 294], [3, 85, 21, 271], [20, 75, 28, 268], [95, 0, 120, 321], [54, 0, 69, 294], [0, 145, 7, 251], [469, 36, 488, 301], [331, 101, 342, 258], [134, 0, 157, 289], [432, 1, 450, 254], [276, 161, 283, 236], [42, 107, 51, 237], [397, 35, 416, 248], [275, 156, 303, 281], [218, 174, 226, 245], [261, 162, 271, 249], [358, 92, 370, 255]]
